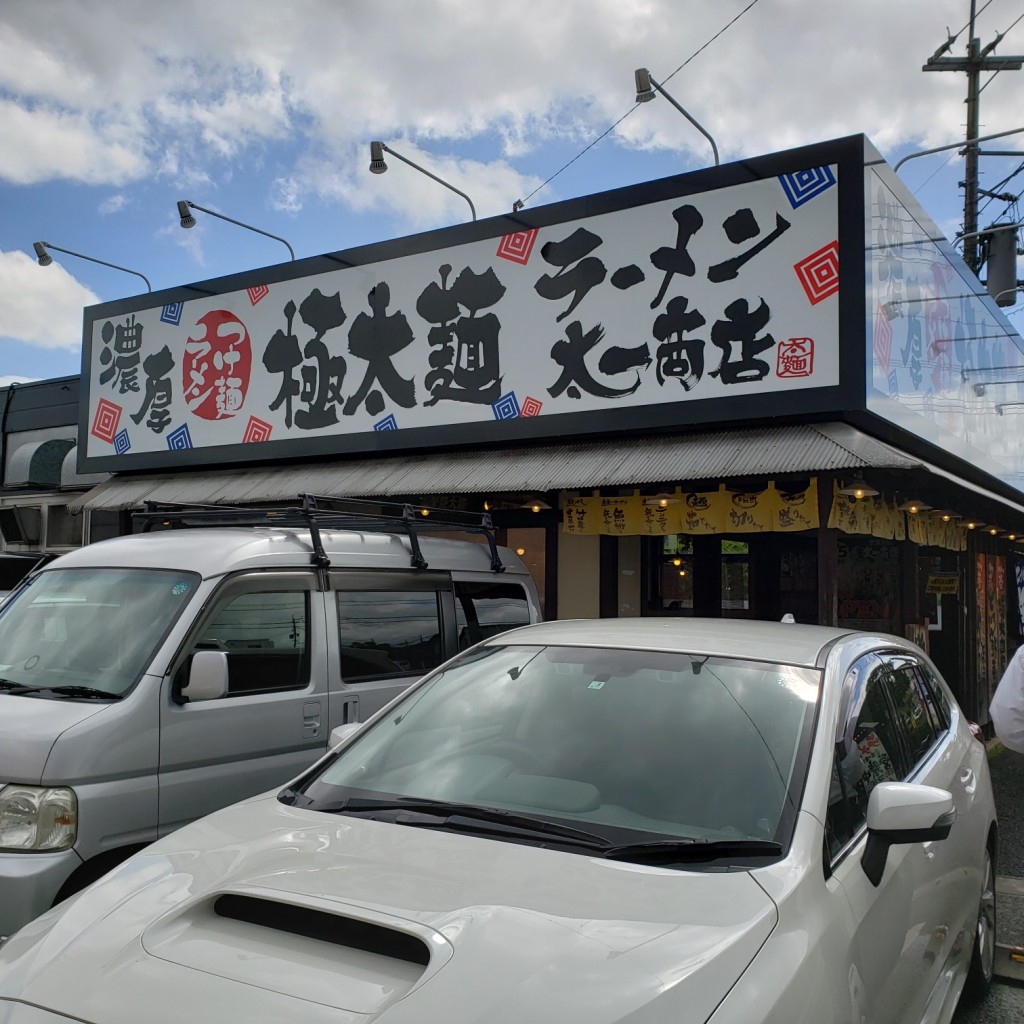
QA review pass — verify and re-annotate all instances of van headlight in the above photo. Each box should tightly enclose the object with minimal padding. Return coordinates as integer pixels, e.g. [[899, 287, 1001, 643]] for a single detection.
[[0, 785, 77, 851]]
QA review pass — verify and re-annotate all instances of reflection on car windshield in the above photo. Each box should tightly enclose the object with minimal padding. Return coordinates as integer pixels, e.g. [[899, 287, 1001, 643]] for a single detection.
[[0, 567, 200, 697], [294, 644, 820, 852]]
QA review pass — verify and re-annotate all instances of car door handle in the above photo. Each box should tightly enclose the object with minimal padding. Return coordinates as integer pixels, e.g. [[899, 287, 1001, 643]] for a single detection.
[[959, 767, 976, 794], [303, 700, 322, 738]]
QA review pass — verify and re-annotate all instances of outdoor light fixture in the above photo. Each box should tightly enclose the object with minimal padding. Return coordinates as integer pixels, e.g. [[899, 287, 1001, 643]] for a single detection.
[[644, 491, 681, 507], [897, 498, 931, 514], [962, 364, 1024, 379], [966, 520, 986, 531], [973, 379, 1024, 396], [368, 141, 477, 221], [176, 200, 296, 261], [881, 292, 990, 320], [520, 498, 551, 513], [838, 476, 879, 499], [931, 510, 961, 523], [634, 68, 720, 166], [32, 241, 152, 292]]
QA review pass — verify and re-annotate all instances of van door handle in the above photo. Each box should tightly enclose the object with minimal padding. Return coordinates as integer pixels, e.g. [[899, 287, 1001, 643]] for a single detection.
[[303, 700, 321, 738], [341, 697, 359, 724]]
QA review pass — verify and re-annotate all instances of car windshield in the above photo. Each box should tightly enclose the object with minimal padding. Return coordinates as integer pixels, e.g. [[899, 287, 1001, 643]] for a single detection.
[[290, 643, 821, 853], [0, 567, 200, 697]]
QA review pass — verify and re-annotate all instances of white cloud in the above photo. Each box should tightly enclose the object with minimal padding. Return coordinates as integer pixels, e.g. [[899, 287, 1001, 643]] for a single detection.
[[0, 249, 98, 351], [2, 1, 1020, 193], [270, 175, 303, 213], [0, 374, 39, 386], [298, 143, 544, 226], [0, 0, 1021, 229], [98, 193, 127, 215]]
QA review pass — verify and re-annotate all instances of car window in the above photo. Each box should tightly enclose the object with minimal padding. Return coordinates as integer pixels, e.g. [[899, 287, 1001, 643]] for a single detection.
[[337, 589, 444, 682], [884, 656, 943, 769], [299, 644, 820, 850], [915, 662, 952, 732], [180, 584, 310, 696], [454, 581, 532, 650], [0, 567, 199, 696], [826, 659, 902, 858]]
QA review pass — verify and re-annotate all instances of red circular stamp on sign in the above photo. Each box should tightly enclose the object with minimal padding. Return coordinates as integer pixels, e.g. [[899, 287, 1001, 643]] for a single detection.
[[183, 310, 252, 420]]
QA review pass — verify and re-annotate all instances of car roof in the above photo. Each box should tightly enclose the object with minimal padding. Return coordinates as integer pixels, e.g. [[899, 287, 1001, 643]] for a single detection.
[[488, 618, 860, 669], [42, 527, 527, 579]]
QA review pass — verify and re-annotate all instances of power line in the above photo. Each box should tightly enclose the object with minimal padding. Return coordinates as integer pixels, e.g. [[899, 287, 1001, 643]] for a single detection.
[[513, 0, 762, 210]]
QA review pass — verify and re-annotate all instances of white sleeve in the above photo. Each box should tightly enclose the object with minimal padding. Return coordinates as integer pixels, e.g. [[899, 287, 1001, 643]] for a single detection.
[[990, 646, 1024, 753]]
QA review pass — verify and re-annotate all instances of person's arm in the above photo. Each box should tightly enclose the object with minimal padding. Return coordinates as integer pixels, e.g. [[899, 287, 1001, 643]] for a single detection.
[[991, 645, 1024, 753]]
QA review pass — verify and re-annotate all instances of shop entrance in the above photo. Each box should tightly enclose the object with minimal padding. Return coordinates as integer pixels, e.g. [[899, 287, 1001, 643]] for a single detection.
[[645, 533, 818, 622]]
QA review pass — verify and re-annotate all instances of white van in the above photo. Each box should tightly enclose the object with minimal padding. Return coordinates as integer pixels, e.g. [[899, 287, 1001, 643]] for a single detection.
[[0, 497, 541, 938]]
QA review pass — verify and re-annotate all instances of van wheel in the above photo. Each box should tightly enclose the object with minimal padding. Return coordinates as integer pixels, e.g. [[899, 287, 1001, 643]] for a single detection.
[[52, 845, 146, 906], [962, 844, 996, 1002]]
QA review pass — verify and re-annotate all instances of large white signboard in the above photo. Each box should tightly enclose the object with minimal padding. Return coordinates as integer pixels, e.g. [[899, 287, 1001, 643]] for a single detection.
[[865, 160, 1024, 495], [82, 162, 841, 471]]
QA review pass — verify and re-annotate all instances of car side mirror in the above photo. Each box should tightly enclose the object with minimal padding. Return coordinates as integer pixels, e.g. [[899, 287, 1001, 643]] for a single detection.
[[181, 650, 230, 702], [861, 781, 955, 887], [329, 722, 362, 749]]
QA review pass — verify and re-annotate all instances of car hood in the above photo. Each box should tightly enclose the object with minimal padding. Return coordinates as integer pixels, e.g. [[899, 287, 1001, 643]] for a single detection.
[[0, 795, 780, 1024], [0, 696, 107, 783]]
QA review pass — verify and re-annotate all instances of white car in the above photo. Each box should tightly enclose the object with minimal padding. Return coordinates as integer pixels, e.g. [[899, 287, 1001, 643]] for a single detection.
[[0, 619, 996, 1024]]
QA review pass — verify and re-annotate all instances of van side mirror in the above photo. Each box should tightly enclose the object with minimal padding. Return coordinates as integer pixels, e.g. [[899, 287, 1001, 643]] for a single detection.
[[861, 782, 955, 886], [181, 650, 230, 702]]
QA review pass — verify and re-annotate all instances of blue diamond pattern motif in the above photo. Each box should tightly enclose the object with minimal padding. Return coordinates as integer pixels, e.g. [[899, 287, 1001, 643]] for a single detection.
[[166, 424, 193, 451], [374, 414, 398, 431], [779, 167, 836, 209], [113, 429, 131, 455], [492, 392, 520, 420], [160, 302, 184, 326]]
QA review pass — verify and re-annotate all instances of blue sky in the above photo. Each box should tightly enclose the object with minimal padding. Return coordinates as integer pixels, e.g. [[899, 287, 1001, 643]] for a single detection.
[[3, 0, 1024, 386]]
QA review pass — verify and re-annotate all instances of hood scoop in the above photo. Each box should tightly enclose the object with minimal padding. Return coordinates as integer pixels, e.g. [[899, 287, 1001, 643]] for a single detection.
[[142, 888, 450, 1014]]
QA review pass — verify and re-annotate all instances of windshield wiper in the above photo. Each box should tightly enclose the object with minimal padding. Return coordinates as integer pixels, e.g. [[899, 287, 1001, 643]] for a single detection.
[[40, 685, 122, 700], [0, 679, 120, 699], [600, 839, 783, 864], [281, 793, 614, 849], [0, 678, 41, 694]]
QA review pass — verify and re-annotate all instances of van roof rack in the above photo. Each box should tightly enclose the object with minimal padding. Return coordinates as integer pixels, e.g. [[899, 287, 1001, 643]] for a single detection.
[[133, 494, 506, 585]]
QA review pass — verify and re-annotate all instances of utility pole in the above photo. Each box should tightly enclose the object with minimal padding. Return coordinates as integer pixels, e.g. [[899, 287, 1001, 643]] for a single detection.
[[923, 0, 1024, 275]]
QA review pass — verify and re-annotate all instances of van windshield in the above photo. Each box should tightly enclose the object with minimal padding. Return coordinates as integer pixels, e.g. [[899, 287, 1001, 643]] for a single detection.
[[0, 567, 200, 697]]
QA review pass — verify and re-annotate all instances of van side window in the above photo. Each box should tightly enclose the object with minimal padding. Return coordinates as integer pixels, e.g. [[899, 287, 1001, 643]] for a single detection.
[[183, 588, 310, 696], [337, 590, 444, 682], [454, 581, 532, 650]]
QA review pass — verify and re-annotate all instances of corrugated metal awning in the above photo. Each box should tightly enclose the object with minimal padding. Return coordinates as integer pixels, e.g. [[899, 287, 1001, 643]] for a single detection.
[[70, 422, 919, 511]]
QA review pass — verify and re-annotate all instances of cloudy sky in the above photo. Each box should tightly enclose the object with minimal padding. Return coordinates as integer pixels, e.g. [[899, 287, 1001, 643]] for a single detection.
[[2, 0, 1024, 385]]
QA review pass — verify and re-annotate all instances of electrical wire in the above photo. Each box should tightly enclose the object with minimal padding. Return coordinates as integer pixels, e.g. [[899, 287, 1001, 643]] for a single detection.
[[512, 0, 762, 210]]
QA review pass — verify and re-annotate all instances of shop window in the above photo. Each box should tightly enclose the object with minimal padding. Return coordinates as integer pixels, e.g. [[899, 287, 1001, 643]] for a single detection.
[[721, 540, 750, 617], [44, 505, 81, 548], [88, 509, 124, 544], [837, 537, 901, 634], [504, 527, 546, 610], [651, 535, 694, 613]]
